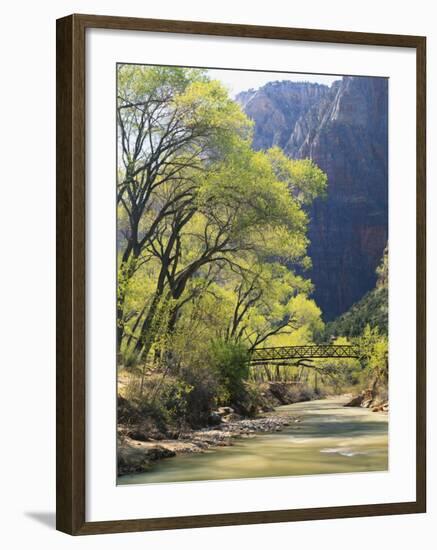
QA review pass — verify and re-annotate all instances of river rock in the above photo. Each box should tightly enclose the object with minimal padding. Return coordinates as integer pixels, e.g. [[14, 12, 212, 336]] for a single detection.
[[127, 426, 167, 442], [117, 441, 176, 475], [344, 389, 375, 408], [208, 411, 222, 426], [217, 406, 235, 416], [146, 446, 176, 461], [344, 394, 363, 407], [118, 410, 300, 477], [373, 401, 389, 412]]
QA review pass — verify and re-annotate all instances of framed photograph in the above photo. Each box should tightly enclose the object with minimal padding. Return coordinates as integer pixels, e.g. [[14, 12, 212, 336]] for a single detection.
[[56, 14, 426, 535]]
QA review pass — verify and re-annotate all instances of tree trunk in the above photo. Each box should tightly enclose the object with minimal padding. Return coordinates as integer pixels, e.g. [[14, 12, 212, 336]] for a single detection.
[[133, 290, 163, 360], [116, 228, 139, 352], [132, 254, 169, 360]]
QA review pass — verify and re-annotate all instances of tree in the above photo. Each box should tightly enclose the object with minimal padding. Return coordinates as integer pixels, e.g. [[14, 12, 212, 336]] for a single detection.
[[117, 65, 251, 348], [117, 65, 328, 367], [128, 143, 324, 361], [358, 325, 388, 390], [223, 261, 313, 349]]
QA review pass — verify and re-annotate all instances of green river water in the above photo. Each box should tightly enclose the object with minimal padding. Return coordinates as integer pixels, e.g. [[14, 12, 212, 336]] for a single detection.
[[118, 397, 388, 485]]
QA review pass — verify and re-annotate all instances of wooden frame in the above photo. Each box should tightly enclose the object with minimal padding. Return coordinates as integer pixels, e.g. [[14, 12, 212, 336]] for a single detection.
[[56, 13, 426, 535]]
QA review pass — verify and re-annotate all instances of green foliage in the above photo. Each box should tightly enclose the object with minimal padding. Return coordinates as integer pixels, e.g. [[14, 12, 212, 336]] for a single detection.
[[375, 245, 388, 288], [316, 336, 363, 390], [324, 246, 388, 339], [115, 65, 332, 429], [324, 287, 388, 339], [158, 378, 194, 423], [117, 65, 328, 362], [179, 363, 224, 427], [357, 325, 388, 387], [208, 339, 250, 403], [316, 324, 388, 396], [266, 147, 327, 205]]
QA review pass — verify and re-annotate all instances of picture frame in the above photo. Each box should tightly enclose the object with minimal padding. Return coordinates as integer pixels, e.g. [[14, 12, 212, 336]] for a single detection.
[[56, 13, 426, 535]]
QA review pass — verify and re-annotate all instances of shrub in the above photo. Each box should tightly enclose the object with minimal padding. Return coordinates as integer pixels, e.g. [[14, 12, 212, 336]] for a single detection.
[[124, 374, 193, 430], [179, 363, 223, 427], [236, 381, 265, 416], [208, 339, 250, 404], [159, 377, 193, 422]]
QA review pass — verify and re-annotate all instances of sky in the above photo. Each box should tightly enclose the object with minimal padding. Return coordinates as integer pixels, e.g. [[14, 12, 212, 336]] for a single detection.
[[206, 68, 340, 98]]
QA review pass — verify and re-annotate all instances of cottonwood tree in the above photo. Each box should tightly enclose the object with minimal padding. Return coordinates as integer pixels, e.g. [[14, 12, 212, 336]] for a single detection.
[[117, 65, 251, 348], [130, 143, 324, 360], [223, 262, 308, 348], [117, 65, 328, 367]]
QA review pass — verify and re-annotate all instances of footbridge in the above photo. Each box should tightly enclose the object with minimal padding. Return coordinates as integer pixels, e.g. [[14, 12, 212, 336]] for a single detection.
[[249, 344, 361, 366]]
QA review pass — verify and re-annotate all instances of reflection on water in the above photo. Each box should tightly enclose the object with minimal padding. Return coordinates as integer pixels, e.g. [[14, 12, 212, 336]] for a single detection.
[[118, 397, 388, 485]]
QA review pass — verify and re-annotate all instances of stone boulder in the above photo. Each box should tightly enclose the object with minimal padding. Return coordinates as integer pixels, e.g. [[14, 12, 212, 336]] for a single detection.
[[208, 411, 222, 426], [344, 394, 363, 407]]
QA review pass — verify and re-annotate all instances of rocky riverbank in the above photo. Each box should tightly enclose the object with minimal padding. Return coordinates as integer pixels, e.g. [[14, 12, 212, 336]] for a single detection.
[[344, 388, 389, 412], [117, 388, 389, 477], [117, 380, 324, 477], [118, 410, 302, 477]]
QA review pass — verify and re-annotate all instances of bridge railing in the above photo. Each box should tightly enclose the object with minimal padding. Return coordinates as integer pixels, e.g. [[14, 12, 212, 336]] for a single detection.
[[249, 344, 361, 365]]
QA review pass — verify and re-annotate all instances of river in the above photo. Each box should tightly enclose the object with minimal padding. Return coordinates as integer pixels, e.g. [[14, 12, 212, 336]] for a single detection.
[[118, 396, 388, 485]]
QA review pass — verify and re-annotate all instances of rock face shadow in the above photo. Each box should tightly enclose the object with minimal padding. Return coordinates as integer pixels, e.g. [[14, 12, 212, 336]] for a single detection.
[[25, 511, 56, 529], [236, 76, 388, 320]]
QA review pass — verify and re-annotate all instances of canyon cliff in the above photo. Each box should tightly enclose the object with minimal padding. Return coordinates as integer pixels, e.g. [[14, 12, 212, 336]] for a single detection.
[[237, 77, 388, 320]]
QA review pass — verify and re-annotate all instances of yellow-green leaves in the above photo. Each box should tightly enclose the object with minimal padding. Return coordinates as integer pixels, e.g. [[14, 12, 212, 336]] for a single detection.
[[266, 147, 328, 205], [116, 65, 329, 362], [175, 80, 252, 140]]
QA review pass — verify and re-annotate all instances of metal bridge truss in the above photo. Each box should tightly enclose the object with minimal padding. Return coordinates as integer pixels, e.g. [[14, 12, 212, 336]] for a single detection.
[[249, 344, 361, 366]]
